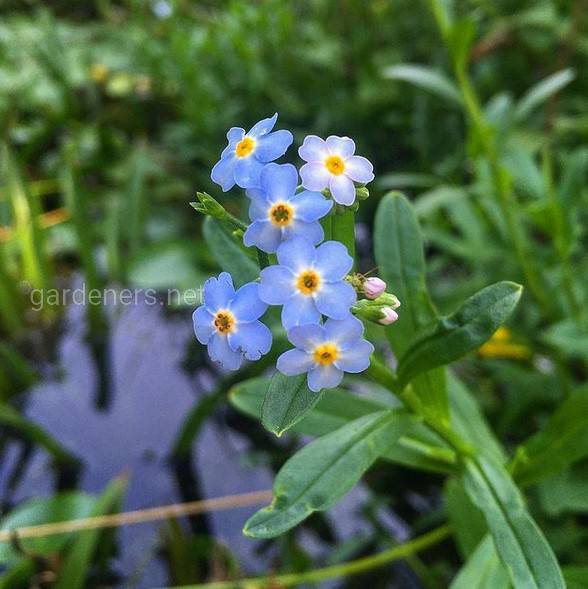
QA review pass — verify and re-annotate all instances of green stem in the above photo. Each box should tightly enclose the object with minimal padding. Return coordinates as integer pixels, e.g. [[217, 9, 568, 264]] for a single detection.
[[171, 525, 450, 589], [331, 209, 356, 261]]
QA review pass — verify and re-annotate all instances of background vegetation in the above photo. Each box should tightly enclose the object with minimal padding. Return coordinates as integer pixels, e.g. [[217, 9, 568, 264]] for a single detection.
[[0, 0, 586, 587]]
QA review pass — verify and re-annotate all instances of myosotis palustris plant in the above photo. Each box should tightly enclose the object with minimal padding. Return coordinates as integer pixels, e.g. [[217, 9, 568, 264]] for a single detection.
[[190, 114, 567, 588]]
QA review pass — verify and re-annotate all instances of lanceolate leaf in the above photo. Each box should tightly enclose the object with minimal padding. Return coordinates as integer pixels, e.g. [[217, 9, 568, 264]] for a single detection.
[[244, 411, 409, 538], [374, 192, 448, 421], [261, 372, 325, 437], [450, 535, 510, 589], [202, 217, 258, 287], [515, 69, 575, 121], [511, 385, 588, 487], [463, 456, 565, 589], [397, 281, 522, 389]]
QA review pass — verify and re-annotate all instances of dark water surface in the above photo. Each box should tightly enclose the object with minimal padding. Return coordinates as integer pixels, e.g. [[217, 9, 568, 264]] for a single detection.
[[1, 299, 383, 587]]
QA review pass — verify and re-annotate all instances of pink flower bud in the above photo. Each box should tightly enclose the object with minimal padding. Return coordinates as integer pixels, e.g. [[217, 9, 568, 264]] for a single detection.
[[364, 277, 386, 299], [379, 307, 399, 325]]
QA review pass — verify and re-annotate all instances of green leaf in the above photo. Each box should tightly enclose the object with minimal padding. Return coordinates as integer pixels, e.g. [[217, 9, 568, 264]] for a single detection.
[[202, 217, 258, 287], [244, 411, 409, 538], [563, 566, 588, 589], [511, 385, 588, 487], [450, 535, 510, 589], [538, 465, 588, 516], [397, 282, 522, 389], [374, 192, 448, 422], [54, 476, 127, 589], [542, 319, 588, 359], [230, 378, 456, 473], [0, 493, 96, 565], [0, 559, 36, 589], [0, 402, 78, 466], [463, 456, 565, 589], [515, 69, 575, 121], [383, 64, 462, 106], [261, 372, 324, 437]]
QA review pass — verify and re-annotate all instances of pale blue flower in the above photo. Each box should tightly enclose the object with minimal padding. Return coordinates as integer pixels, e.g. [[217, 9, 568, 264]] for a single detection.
[[259, 237, 356, 330], [299, 135, 374, 205], [277, 316, 374, 392], [211, 114, 293, 191], [193, 272, 272, 370], [243, 163, 333, 253]]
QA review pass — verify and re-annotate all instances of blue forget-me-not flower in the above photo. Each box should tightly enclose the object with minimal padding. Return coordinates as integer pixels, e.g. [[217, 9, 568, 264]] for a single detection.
[[259, 237, 356, 330], [193, 272, 272, 370], [277, 316, 374, 392], [211, 114, 293, 192], [299, 135, 374, 206], [243, 163, 333, 253]]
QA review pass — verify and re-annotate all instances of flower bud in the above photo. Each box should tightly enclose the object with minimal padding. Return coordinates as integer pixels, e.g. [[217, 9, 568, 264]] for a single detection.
[[379, 307, 399, 325], [363, 277, 386, 299], [355, 186, 370, 201], [191, 192, 228, 220]]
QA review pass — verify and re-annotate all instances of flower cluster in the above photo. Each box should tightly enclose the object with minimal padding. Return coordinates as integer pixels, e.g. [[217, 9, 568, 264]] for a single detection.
[[194, 114, 395, 391]]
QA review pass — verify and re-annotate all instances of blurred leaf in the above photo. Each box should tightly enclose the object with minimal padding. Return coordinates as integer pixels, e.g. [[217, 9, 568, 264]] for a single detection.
[[244, 410, 410, 538], [463, 456, 565, 589], [0, 558, 36, 589], [515, 69, 575, 121], [511, 385, 588, 487], [374, 192, 448, 422], [445, 478, 487, 559], [378, 172, 439, 190], [54, 476, 127, 589], [542, 319, 588, 359], [538, 466, 588, 516], [0, 493, 95, 565], [563, 566, 588, 589], [261, 372, 324, 437], [203, 217, 258, 288], [0, 402, 77, 466], [383, 64, 462, 106], [397, 282, 522, 389], [450, 535, 510, 589]]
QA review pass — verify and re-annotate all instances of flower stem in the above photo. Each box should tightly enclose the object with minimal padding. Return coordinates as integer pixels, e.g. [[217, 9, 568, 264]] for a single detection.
[[171, 524, 450, 589]]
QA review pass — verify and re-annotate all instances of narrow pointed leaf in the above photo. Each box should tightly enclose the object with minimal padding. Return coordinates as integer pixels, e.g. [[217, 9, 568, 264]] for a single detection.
[[397, 281, 522, 389], [244, 411, 409, 538], [515, 69, 575, 121], [463, 456, 565, 589]]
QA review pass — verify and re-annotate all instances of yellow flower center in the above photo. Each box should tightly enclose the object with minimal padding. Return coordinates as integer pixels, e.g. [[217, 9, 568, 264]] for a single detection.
[[313, 343, 339, 366], [213, 310, 235, 334], [325, 155, 345, 175], [296, 269, 321, 296], [269, 202, 294, 227], [235, 136, 256, 158]]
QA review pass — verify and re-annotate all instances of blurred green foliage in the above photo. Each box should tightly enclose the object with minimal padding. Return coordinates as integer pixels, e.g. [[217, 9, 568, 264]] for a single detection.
[[0, 0, 587, 586]]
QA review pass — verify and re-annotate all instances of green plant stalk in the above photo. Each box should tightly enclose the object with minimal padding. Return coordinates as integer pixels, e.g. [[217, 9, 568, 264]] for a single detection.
[[170, 524, 450, 589], [0, 246, 23, 334], [331, 209, 356, 261], [427, 1, 550, 314]]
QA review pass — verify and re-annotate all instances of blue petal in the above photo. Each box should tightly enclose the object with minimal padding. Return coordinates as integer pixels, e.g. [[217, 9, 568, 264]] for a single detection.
[[229, 321, 272, 361], [324, 316, 364, 348], [345, 155, 374, 184], [243, 220, 282, 253], [285, 220, 324, 246], [234, 156, 265, 189], [299, 162, 330, 191], [307, 365, 344, 392], [230, 282, 267, 322], [292, 190, 333, 222], [245, 188, 265, 200], [334, 340, 374, 373], [329, 174, 356, 205], [248, 113, 278, 138], [227, 127, 245, 143], [276, 236, 316, 272], [282, 294, 321, 330], [211, 154, 236, 192], [325, 135, 355, 158], [248, 193, 270, 221], [315, 282, 356, 320], [314, 241, 353, 281], [286, 323, 325, 351], [255, 130, 293, 163], [192, 306, 214, 344], [203, 272, 235, 312], [260, 163, 298, 202], [298, 135, 329, 163], [277, 348, 315, 376], [208, 334, 243, 371], [259, 265, 295, 304]]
